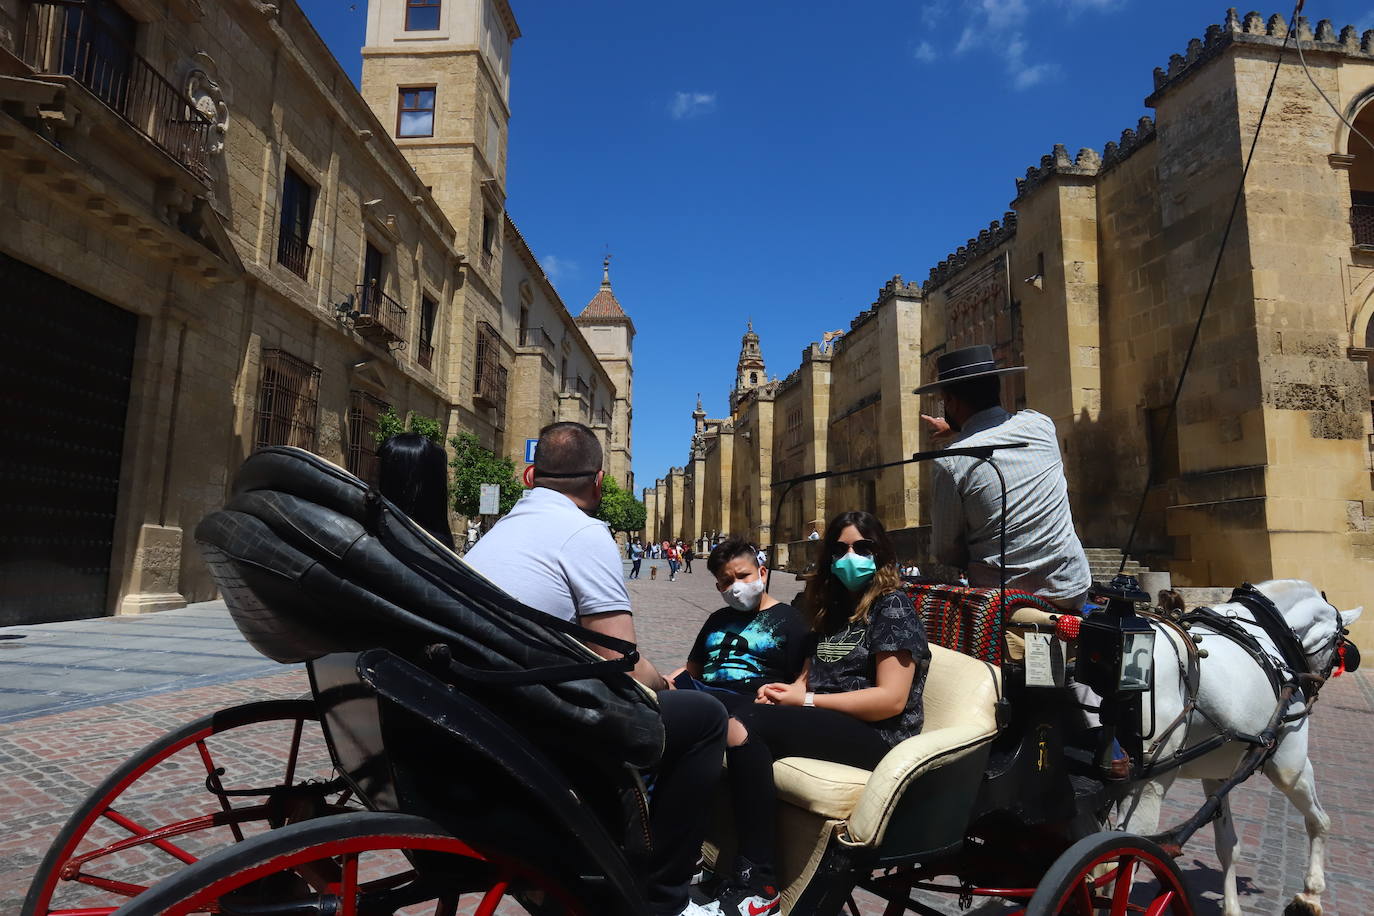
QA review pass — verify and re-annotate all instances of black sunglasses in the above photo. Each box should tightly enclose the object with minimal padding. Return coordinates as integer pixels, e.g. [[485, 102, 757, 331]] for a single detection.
[[831, 539, 877, 560]]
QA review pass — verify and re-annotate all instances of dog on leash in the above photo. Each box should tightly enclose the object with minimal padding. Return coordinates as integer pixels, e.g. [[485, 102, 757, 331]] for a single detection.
[[650, 566, 658, 581]]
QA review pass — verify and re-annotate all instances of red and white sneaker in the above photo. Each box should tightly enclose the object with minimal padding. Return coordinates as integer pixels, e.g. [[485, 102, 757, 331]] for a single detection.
[[714, 881, 780, 916]]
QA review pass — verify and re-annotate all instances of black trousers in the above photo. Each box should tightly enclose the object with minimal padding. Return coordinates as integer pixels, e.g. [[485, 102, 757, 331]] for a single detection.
[[722, 704, 890, 880], [647, 690, 728, 915]]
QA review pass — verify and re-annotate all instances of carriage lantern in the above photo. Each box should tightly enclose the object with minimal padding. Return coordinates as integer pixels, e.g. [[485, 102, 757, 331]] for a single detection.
[[1076, 574, 1155, 695]]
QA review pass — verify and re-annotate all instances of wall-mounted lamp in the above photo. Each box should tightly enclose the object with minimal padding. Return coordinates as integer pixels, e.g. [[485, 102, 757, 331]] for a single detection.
[[1023, 274, 1044, 290]]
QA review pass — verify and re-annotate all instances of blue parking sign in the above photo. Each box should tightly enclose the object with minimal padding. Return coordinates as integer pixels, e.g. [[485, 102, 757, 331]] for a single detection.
[[525, 439, 538, 463]]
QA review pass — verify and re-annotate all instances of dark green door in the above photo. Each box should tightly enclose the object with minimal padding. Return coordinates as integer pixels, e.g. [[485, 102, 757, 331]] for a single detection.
[[0, 252, 137, 625]]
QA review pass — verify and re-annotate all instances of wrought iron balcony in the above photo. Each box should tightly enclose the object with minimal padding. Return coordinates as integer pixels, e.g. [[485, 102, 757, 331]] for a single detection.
[[562, 375, 589, 398], [416, 338, 435, 370], [22, 1, 214, 182], [595, 408, 613, 426], [519, 325, 555, 350], [353, 284, 407, 346], [277, 232, 312, 280], [1352, 204, 1374, 248]]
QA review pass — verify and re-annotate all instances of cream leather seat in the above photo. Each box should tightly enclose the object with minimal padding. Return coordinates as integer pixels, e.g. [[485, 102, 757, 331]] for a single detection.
[[706, 644, 1002, 913]]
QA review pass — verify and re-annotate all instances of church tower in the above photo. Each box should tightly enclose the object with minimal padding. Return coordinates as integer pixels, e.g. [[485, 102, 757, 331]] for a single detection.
[[360, 0, 518, 246], [359, 0, 520, 446], [731, 321, 766, 411], [576, 256, 636, 489]]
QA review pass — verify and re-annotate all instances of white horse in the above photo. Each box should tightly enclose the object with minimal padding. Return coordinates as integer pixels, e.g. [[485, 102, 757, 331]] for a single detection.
[[1116, 579, 1362, 916]]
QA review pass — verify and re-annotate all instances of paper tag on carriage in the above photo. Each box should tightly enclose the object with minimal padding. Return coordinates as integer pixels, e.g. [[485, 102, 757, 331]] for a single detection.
[[1025, 632, 1065, 687]]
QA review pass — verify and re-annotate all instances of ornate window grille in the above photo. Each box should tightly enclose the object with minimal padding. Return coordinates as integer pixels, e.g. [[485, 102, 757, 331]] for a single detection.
[[347, 390, 390, 486], [254, 349, 320, 451], [474, 321, 504, 407]]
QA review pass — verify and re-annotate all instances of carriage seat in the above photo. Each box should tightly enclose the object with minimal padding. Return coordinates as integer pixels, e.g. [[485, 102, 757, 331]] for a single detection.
[[772, 643, 1001, 845]]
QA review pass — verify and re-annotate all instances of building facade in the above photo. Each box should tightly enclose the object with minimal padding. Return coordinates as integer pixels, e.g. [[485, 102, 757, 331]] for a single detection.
[[0, 0, 629, 626], [645, 10, 1374, 642]]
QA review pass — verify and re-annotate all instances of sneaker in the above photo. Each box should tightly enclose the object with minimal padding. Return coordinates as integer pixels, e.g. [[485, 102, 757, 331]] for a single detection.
[[714, 858, 780, 916], [714, 882, 780, 916], [676, 900, 722, 916]]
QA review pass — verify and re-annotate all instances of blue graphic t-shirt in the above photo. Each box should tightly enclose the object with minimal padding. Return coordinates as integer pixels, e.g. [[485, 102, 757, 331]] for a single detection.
[[688, 602, 813, 694]]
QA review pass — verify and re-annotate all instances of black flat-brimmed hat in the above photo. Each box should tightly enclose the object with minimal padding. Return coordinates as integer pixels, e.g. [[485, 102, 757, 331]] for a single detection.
[[914, 344, 1026, 394]]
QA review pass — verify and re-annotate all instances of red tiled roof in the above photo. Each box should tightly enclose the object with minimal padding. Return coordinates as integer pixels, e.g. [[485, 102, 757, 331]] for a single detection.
[[579, 286, 627, 319]]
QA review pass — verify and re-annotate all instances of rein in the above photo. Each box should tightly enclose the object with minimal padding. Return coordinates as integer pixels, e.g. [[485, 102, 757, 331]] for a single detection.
[[1134, 586, 1343, 779]]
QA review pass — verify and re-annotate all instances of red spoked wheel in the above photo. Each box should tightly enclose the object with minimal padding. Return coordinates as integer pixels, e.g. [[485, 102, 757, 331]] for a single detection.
[[1024, 832, 1196, 916], [24, 699, 359, 916], [108, 811, 590, 916]]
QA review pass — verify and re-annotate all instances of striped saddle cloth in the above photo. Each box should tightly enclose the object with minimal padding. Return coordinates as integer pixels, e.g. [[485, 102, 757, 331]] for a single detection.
[[901, 582, 1059, 666]]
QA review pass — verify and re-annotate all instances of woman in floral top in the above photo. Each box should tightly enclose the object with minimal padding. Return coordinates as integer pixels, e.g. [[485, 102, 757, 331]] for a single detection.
[[704, 511, 930, 916]]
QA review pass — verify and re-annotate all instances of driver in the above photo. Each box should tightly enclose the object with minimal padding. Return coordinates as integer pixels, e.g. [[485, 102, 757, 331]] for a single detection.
[[465, 421, 726, 916], [917, 345, 1090, 611]]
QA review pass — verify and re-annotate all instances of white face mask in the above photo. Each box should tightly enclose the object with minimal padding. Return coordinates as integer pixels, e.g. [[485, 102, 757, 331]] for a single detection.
[[722, 576, 767, 612]]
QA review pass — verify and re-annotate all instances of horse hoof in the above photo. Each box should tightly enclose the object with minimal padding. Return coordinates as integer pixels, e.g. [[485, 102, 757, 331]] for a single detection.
[[1283, 896, 1322, 916]]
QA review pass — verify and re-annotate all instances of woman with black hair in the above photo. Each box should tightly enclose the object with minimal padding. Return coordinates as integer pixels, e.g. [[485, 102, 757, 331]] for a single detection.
[[707, 510, 930, 916], [377, 432, 456, 551]]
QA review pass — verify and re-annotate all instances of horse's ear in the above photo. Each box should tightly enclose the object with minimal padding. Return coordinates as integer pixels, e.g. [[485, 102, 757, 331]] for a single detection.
[[1341, 606, 1364, 627]]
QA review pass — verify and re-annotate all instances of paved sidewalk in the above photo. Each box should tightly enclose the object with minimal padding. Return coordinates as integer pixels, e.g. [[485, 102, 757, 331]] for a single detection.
[[1, 565, 1371, 914]]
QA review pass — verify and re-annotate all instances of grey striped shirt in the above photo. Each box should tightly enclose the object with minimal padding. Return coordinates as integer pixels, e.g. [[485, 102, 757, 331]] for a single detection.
[[930, 408, 1090, 601]]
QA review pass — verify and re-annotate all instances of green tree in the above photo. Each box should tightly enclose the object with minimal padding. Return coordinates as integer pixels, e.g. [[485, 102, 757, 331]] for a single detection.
[[596, 476, 647, 535], [449, 431, 523, 517], [375, 409, 444, 446]]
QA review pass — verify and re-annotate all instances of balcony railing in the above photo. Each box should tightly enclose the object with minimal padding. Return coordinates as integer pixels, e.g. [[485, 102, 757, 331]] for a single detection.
[[354, 284, 407, 345], [416, 338, 435, 370], [595, 408, 612, 426], [562, 375, 589, 398], [277, 232, 312, 280], [22, 1, 214, 182], [519, 326, 555, 350], [1353, 205, 1374, 248]]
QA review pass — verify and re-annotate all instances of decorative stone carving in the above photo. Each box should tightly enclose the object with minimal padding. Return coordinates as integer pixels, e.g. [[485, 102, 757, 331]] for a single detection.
[[185, 66, 228, 156]]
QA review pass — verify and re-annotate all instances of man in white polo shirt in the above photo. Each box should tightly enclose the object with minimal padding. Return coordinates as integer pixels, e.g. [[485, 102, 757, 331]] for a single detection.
[[465, 422, 726, 916]]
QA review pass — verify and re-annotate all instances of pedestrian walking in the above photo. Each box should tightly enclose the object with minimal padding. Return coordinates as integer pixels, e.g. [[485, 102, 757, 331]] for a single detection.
[[666, 541, 679, 582], [629, 539, 643, 579], [683, 544, 695, 574]]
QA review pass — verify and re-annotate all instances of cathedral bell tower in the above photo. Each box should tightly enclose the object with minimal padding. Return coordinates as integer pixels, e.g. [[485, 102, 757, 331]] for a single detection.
[[730, 321, 766, 410]]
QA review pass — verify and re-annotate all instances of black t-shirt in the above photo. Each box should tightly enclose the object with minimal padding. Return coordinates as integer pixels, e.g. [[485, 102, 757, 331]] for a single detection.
[[688, 601, 813, 694], [808, 590, 931, 747]]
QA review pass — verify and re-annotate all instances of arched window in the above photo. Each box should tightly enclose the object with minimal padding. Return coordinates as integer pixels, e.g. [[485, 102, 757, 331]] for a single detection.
[[750, 371, 758, 385], [1347, 100, 1374, 246]]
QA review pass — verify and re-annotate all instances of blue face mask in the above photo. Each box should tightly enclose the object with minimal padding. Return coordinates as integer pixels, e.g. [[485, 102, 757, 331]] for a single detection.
[[831, 553, 877, 592]]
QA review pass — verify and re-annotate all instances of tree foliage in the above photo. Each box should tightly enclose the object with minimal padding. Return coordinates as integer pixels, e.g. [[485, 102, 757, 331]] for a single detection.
[[375, 408, 445, 446], [449, 431, 523, 517], [596, 476, 647, 535]]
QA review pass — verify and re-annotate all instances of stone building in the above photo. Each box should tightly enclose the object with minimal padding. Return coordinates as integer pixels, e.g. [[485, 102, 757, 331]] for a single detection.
[[0, 0, 627, 626], [646, 9, 1374, 642]]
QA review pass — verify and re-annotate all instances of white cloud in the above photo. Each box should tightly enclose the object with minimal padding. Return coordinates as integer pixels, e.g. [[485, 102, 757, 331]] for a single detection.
[[670, 91, 717, 120], [914, 0, 1110, 90], [540, 254, 574, 283]]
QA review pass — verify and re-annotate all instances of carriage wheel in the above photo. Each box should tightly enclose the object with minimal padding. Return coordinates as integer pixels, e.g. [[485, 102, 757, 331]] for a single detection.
[[1024, 832, 1196, 916], [25, 699, 356, 916], [108, 811, 590, 916]]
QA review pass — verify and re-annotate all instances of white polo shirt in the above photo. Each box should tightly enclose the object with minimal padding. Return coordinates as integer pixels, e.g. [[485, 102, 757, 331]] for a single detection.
[[464, 487, 630, 622]]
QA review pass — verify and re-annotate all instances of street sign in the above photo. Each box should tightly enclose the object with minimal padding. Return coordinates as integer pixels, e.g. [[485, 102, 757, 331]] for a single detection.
[[524, 438, 539, 463], [479, 484, 501, 516]]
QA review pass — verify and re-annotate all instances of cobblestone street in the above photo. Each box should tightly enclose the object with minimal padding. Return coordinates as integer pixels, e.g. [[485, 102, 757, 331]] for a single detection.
[[1, 560, 1370, 914]]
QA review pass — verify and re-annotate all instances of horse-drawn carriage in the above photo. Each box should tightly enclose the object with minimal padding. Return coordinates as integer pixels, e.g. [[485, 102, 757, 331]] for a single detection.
[[23, 447, 1360, 916]]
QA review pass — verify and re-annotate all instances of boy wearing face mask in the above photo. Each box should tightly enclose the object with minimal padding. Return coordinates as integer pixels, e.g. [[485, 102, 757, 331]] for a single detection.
[[669, 538, 811, 710]]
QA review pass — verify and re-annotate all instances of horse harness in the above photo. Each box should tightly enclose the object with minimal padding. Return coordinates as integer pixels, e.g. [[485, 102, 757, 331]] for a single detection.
[[1134, 584, 1346, 779]]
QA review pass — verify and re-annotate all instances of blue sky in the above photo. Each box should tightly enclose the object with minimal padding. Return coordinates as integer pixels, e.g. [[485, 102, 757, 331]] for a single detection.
[[301, 0, 1374, 493]]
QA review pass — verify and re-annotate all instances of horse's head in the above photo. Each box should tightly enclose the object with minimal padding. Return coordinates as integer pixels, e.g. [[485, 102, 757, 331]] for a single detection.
[[1257, 579, 1362, 676]]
